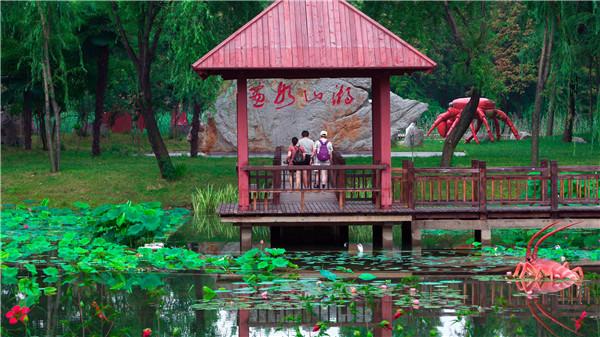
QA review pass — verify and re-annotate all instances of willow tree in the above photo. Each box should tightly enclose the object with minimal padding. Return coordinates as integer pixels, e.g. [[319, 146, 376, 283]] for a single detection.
[[111, 1, 175, 178], [165, 2, 220, 157], [6, 2, 83, 171], [530, 4, 556, 166]]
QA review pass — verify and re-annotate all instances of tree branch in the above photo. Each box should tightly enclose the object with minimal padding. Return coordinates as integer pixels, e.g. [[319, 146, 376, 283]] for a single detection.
[[443, 1, 466, 51], [111, 2, 139, 68]]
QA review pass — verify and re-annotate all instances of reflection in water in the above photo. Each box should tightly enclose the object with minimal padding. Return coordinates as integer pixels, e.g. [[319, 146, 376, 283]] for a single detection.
[[2, 264, 598, 337]]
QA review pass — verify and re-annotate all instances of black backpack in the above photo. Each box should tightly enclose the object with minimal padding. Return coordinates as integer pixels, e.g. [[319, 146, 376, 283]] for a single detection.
[[292, 146, 304, 165]]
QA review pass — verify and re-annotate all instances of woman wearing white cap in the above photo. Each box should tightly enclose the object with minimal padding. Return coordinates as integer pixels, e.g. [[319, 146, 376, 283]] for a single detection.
[[311, 130, 334, 188]]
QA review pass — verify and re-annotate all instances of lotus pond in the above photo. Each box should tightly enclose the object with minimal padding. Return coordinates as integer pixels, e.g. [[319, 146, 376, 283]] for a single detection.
[[1, 201, 599, 337]]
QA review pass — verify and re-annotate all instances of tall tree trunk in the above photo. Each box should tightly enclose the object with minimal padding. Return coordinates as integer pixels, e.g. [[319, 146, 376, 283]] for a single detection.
[[563, 79, 576, 142], [140, 67, 175, 178], [441, 88, 480, 167], [23, 90, 33, 150], [39, 5, 61, 172], [545, 78, 557, 137], [190, 101, 201, 157], [92, 44, 109, 156], [589, 56, 594, 135], [112, 2, 174, 179], [37, 109, 48, 150], [531, 17, 554, 166]]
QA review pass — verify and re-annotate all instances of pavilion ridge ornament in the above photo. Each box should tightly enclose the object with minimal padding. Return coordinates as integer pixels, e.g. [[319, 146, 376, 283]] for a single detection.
[[426, 98, 521, 144]]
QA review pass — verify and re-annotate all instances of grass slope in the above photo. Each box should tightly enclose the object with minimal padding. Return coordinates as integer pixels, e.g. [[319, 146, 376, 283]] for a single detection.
[[2, 135, 598, 208]]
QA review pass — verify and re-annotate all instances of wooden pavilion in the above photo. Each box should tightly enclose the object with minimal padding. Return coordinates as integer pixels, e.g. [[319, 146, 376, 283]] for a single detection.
[[193, 0, 599, 251]]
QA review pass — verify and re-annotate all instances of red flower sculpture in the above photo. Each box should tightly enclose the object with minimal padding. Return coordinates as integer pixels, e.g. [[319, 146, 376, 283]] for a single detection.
[[5, 305, 30, 325]]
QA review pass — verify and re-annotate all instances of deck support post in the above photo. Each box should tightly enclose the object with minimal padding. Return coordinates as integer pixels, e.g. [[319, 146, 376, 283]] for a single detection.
[[372, 76, 392, 208], [382, 223, 394, 250], [372, 225, 382, 250], [412, 227, 422, 251], [240, 225, 252, 251], [480, 229, 491, 247], [238, 310, 249, 337], [237, 78, 249, 211], [374, 295, 393, 337], [401, 221, 412, 250]]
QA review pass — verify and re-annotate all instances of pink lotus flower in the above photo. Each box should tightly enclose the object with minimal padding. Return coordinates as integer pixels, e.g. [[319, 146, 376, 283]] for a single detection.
[[23, 224, 29, 229], [380, 284, 387, 290], [261, 291, 268, 299], [5, 305, 30, 325], [142, 328, 152, 337], [412, 299, 419, 305], [312, 323, 320, 332]]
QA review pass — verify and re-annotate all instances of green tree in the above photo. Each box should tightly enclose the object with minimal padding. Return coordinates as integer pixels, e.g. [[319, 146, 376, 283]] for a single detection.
[[111, 1, 176, 179]]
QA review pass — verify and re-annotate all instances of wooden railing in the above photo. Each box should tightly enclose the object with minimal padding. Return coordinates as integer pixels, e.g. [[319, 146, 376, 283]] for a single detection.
[[242, 162, 387, 210], [393, 160, 599, 211]]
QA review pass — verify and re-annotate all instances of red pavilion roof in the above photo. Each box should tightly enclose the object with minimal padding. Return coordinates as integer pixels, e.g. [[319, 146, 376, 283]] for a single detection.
[[193, 0, 436, 79]]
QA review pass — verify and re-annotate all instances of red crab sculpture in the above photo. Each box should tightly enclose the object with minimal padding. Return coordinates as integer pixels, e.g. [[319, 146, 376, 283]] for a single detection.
[[426, 97, 521, 144], [510, 221, 586, 336], [511, 221, 584, 282]]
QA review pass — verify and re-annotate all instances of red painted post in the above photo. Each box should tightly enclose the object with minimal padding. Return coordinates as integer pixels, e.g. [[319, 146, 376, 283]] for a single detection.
[[540, 160, 549, 203], [478, 161, 487, 219], [237, 78, 250, 210], [550, 160, 559, 213], [373, 76, 392, 207], [238, 310, 249, 337], [403, 160, 415, 209], [372, 78, 381, 164]]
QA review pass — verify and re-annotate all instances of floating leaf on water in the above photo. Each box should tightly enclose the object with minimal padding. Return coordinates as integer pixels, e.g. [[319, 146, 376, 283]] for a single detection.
[[319, 269, 337, 281], [358, 273, 377, 281]]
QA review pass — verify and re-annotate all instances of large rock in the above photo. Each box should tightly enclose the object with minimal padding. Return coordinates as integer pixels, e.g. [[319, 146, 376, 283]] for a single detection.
[[199, 78, 428, 153]]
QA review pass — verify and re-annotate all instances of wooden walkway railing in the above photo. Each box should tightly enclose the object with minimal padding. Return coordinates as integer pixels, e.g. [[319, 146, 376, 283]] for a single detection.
[[243, 154, 387, 210], [393, 160, 600, 211]]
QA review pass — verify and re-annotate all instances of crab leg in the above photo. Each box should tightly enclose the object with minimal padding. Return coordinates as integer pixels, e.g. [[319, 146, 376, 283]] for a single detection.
[[475, 108, 495, 142], [526, 221, 561, 259], [527, 299, 558, 337], [427, 109, 459, 136], [465, 120, 482, 144], [534, 299, 582, 335], [533, 222, 581, 259], [493, 117, 501, 140], [495, 109, 521, 140]]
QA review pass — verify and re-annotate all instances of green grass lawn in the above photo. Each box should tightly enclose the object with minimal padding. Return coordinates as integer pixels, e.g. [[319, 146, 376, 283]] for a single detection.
[[2, 134, 598, 208]]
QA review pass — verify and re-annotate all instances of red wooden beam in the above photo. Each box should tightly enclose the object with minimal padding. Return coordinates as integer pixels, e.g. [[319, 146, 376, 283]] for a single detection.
[[237, 78, 250, 210]]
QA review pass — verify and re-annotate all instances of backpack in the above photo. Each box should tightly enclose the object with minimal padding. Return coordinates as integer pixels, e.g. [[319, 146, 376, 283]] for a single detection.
[[316, 140, 330, 161], [292, 146, 304, 165]]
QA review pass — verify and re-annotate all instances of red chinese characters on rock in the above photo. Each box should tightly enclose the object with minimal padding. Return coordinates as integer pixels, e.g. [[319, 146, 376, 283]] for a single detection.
[[331, 84, 354, 106], [303, 89, 324, 103], [273, 82, 296, 110], [249, 83, 266, 108], [248, 81, 355, 109]]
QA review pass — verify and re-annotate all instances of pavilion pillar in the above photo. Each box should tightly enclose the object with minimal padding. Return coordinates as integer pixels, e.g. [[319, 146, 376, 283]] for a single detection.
[[237, 78, 250, 210], [372, 76, 392, 207], [372, 79, 381, 163]]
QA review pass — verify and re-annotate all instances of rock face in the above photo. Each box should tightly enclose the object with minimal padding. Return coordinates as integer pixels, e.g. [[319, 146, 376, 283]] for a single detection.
[[403, 123, 424, 147], [572, 136, 587, 144], [200, 78, 428, 153]]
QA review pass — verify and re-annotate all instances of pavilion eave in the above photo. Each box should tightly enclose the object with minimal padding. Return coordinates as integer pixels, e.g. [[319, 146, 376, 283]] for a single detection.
[[193, 66, 435, 80]]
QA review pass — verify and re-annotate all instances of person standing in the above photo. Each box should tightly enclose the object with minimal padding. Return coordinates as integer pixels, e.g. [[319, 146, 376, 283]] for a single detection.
[[312, 130, 333, 188], [286, 137, 305, 188], [298, 130, 314, 188]]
